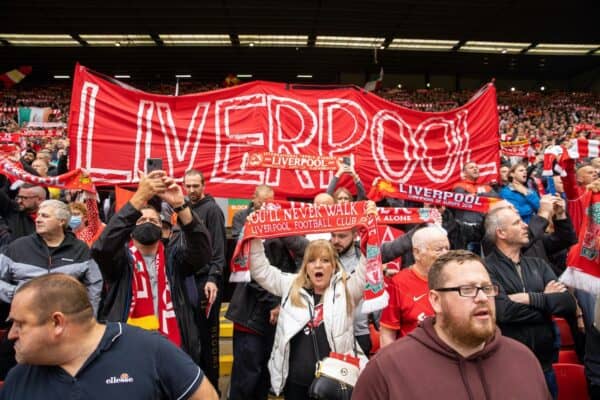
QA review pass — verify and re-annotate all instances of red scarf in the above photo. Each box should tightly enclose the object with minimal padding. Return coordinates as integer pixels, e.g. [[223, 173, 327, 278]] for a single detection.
[[560, 191, 600, 294], [75, 196, 105, 246], [127, 241, 182, 346], [230, 201, 388, 313], [0, 157, 96, 193], [368, 178, 497, 213], [246, 151, 353, 171]]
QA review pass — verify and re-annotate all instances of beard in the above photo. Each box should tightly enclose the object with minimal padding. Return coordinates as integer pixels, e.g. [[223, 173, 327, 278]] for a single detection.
[[439, 307, 496, 349], [335, 241, 354, 256]]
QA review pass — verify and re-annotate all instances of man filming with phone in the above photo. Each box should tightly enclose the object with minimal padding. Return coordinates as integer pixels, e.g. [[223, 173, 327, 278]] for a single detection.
[[91, 168, 213, 371]]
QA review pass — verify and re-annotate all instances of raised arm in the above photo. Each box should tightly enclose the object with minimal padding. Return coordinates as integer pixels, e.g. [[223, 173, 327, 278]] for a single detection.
[[249, 238, 294, 297]]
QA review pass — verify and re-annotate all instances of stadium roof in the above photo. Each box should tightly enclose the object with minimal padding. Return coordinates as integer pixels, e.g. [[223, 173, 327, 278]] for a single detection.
[[1, 0, 599, 84]]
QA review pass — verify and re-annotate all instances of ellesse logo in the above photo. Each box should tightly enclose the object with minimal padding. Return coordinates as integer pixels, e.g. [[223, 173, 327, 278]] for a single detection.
[[106, 372, 134, 384]]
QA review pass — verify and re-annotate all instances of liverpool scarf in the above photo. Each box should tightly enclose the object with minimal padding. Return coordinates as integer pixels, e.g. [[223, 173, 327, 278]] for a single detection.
[[368, 178, 497, 213], [559, 191, 600, 294], [245, 151, 354, 171], [0, 157, 96, 193], [230, 201, 388, 313], [261, 198, 440, 226], [128, 241, 182, 346]]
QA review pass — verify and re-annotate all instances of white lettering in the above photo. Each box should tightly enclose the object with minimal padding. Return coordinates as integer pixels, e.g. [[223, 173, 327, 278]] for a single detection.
[[265, 95, 318, 189]]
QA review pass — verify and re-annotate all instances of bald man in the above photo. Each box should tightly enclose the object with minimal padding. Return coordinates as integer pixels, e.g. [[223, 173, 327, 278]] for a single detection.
[[0, 183, 47, 241], [1, 274, 218, 400], [380, 226, 450, 346]]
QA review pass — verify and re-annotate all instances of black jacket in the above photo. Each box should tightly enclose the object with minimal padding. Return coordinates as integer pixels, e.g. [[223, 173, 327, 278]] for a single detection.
[[484, 247, 576, 371], [0, 231, 102, 312], [227, 204, 296, 335], [481, 213, 577, 274], [189, 195, 226, 285], [0, 184, 35, 241], [91, 202, 212, 365]]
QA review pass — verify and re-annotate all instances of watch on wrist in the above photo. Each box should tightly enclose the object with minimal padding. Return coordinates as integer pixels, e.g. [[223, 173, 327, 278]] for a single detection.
[[172, 201, 190, 213]]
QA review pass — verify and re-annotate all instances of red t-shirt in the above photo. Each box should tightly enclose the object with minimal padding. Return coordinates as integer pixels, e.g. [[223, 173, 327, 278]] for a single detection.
[[380, 268, 433, 337]]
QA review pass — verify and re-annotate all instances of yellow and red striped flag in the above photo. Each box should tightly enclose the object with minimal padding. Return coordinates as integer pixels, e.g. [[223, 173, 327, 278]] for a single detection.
[[0, 66, 32, 88]]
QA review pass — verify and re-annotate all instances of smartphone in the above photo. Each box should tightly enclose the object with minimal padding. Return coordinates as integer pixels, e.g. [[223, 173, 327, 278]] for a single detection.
[[146, 158, 163, 173], [342, 156, 351, 166]]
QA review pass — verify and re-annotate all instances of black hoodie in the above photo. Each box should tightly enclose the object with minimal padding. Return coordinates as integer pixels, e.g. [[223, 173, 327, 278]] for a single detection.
[[189, 194, 226, 284]]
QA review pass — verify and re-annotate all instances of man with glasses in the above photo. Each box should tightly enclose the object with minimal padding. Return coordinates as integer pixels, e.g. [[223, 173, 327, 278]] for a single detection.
[[484, 206, 576, 398], [92, 170, 212, 370], [353, 250, 551, 399], [0, 183, 47, 241]]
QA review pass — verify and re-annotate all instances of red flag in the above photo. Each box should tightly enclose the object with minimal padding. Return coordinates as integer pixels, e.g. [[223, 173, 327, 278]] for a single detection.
[[0, 66, 32, 88], [69, 64, 500, 199], [115, 186, 135, 212]]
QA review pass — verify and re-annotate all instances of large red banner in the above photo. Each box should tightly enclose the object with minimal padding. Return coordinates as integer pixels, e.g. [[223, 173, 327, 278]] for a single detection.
[[68, 64, 500, 199]]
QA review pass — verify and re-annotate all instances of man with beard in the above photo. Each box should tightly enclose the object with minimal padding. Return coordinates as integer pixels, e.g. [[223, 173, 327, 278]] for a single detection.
[[353, 250, 551, 400], [182, 169, 226, 389], [91, 170, 212, 370], [483, 206, 576, 398], [0, 183, 47, 241], [500, 162, 540, 223]]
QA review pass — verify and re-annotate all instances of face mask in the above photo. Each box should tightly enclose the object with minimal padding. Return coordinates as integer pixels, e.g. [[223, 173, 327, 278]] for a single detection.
[[131, 223, 162, 245], [69, 216, 82, 230]]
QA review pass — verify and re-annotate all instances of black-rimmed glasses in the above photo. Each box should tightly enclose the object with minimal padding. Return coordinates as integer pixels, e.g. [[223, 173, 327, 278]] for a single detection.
[[434, 285, 499, 298]]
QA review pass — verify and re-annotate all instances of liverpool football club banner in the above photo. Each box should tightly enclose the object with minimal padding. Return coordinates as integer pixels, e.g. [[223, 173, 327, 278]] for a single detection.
[[68, 64, 500, 199]]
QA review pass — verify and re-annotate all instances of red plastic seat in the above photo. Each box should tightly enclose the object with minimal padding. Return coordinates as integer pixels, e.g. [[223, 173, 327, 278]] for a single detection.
[[553, 363, 588, 400], [558, 350, 581, 364], [553, 317, 574, 348]]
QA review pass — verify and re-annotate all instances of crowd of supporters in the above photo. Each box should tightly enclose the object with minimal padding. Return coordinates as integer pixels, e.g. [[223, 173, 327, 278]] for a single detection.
[[0, 81, 598, 399]]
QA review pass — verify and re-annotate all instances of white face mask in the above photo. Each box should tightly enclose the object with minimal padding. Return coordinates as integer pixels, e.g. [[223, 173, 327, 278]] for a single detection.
[[69, 215, 82, 230]]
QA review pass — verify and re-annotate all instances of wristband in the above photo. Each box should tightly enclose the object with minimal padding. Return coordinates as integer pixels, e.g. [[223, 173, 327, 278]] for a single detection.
[[172, 201, 190, 213]]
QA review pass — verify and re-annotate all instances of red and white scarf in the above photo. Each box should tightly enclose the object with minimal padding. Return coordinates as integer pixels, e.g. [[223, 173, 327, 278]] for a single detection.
[[543, 138, 600, 177], [127, 241, 182, 346], [230, 201, 388, 313], [0, 157, 96, 193], [560, 191, 600, 294], [368, 178, 497, 213]]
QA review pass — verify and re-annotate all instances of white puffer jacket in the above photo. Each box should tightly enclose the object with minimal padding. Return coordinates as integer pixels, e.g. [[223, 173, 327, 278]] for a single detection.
[[248, 239, 367, 395]]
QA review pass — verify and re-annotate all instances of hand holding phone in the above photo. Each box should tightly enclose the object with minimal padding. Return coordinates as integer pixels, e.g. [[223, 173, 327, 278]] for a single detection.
[[146, 158, 163, 174]]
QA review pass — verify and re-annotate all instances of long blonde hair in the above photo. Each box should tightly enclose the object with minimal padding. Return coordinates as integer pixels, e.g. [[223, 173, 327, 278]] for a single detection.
[[288, 239, 353, 315]]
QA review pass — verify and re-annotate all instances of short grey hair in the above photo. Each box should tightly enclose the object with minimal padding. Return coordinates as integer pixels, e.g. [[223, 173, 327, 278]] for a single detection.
[[484, 207, 509, 244], [411, 226, 448, 250], [39, 200, 71, 228]]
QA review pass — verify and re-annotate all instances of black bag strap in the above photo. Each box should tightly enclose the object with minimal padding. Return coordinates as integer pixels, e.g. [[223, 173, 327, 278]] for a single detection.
[[306, 293, 321, 362]]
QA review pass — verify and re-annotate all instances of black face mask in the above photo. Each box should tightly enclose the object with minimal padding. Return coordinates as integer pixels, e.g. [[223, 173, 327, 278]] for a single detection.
[[131, 223, 162, 245]]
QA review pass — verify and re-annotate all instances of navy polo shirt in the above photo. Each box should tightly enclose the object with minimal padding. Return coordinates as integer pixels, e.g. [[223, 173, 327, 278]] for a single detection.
[[0, 322, 203, 400]]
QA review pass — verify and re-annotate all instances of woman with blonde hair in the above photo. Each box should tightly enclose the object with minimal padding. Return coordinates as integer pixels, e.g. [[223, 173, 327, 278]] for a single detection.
[[248, 237, 367, 399]]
